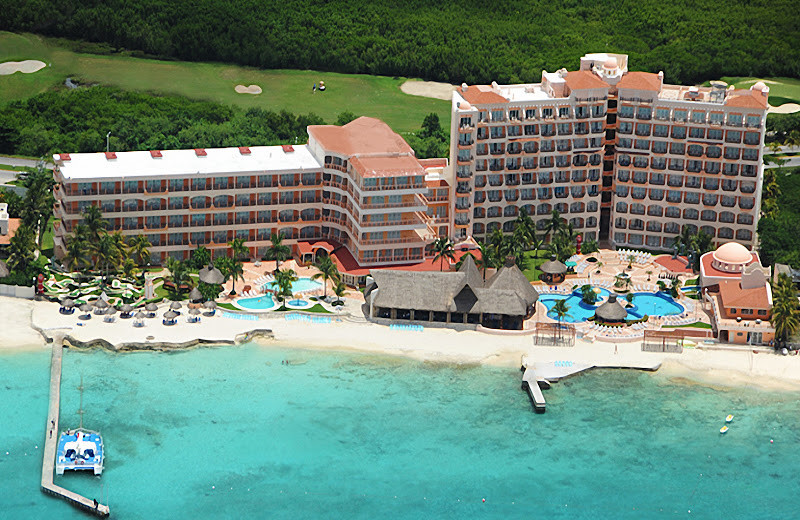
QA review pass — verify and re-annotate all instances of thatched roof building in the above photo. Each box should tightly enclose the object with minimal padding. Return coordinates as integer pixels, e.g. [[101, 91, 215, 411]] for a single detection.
[[540, 255, 568, 283], [366, 255, 538, 330], [594, 294, 628, 322]]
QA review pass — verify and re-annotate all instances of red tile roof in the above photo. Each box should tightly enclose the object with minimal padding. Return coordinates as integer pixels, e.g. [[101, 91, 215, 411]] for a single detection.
[[59, 153, 71, 161], [654, 255, 693, 274], [0, 218, 20, 246], [349, 155, 426, 178], [418, 158, 448, 169], [565, 70, 608, 91], [726, 89, 768, 109], [104, 151, 117, 160], [308, 117, 414, 156], [150, 150, 163, 158], [331, 247, 481, 276], [238, 146, 251, 155], [617, 71, 662, 91], [700, 251, 760, 278], [459, 85, 508, 105], [282, 145, 294, 153], [194, 148, 207, 157], [718, 279, 771, 310]]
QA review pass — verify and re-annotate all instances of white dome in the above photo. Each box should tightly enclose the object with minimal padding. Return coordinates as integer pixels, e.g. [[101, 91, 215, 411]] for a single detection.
[[752, 81, 767, 91], [712, 242, 751, 265]]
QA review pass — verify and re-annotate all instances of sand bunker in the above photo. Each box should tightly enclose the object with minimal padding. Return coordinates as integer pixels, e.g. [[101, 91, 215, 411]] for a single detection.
[[235, 84, 262, 95], [769, 103, 800, 114], [0, 60, 46, 75], [400, 80, 457, 101]]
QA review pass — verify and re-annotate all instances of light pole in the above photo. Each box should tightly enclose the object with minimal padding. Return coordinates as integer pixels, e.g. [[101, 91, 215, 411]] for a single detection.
[[106, 132, 112, 153]]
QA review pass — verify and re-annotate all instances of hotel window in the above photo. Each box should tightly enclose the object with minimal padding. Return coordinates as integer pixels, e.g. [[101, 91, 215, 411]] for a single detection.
[[619, 122, 633, 134], [557, 123, 571, 135], [490, 126, 505, 139], [728, 114, 743, 126], [542, 108, 554, 119], [490, 110, 505, 122], [635, 123, 651, 136], [619, 138, 632, 149], [587, 201, 598, 212], [636, 107, 652, 120], [525, 108, 536, 119], [667, 190, 681, 203], [591, 105, 605, 117], [746, 115, 761, 127], [123, 180, 139, 193], [689, 127, 705, 139], [726, 130, 742, 143], [707, 128, 723, 141], [709, 112, 724, 125], [589, 169, 601, 181], [744, 131, 760, 145], [724, 147, 740, 160], [146, 180, 161, 192], [618, 106, 635, 118], [235, 229, 248, 240], [671, 126, 686, 139], [634, 139, 649, 151], [655, 108, 670, 120], [691, 111, 706, 124], [670, 143, 685, 155], [684, 208, 699, 220], [742, 149, 759, 161], [665, 207, 681, 219], [100, 181, 116, 194], [652, 142, 667, 154], [653, 124, 669, 137], [685, 193, 700, 204], [617, 170, 630, 182], [509, 109, 520, 120], [508, 126, 522, 137], [590, 121, 603, 133], [652, 158, 666, 170], [649, 190, 664, 201], [615, 186, 629, 197], [615, 201, 628, 213], [632, 171, 647, 184], [673, 110, 687, 123], [558, 107, 570, 118], [523, 124, 538, 136], [630, 203, 645, 215]]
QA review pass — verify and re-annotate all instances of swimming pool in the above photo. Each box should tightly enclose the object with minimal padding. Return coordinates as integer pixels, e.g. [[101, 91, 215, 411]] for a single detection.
[[235, 294, 277, 311], [264, 277, 323, 293], [540, 288, 684, 323]]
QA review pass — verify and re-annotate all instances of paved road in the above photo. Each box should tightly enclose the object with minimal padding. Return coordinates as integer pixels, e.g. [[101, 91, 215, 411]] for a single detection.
[[765, 156, 800, 169], [0, 155, 52, 169], [763, 145, 800, 155], [0, 170, 20, 184]]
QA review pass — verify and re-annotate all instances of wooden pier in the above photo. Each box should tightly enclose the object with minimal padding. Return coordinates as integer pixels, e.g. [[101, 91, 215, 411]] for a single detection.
[[41, 338, 110, 517], [521, 368, 546, 413]]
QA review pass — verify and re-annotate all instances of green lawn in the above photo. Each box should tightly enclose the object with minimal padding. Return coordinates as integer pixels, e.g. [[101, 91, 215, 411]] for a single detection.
[[674, 321, 712, 329], [0, 32, 450, 133], [522, 250, 550, 282], [711, 76, 800, 107]]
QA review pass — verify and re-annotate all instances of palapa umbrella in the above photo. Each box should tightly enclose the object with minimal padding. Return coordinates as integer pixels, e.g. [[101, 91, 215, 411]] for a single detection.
[[203, 300, 217, 309], [169, 301, 182, 310], [103, 306, 117, 322], [188, 307, 201, 322], [163, 309, 178, 319], [145, 301, 158, 318], [198, 263, 225, 285], [120, 303, 134, 318], [189, 307, 201, 315], [94, 298, 109, 309], [78, 303, 92, 319], [189, 287, 203, 303], [134, 310, 146, 319]]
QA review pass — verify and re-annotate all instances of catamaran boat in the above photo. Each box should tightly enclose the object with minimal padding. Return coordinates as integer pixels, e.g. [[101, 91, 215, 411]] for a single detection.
[[56, 429, 104, 475]]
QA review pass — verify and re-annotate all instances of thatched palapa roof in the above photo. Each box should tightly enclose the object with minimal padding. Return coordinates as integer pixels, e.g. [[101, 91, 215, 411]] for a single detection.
[[594, 294, 628, 322], [540, 256, 567, 275]]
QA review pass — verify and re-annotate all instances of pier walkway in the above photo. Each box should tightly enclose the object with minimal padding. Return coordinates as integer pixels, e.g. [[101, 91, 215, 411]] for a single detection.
[[521, 359, 661, 413], [41, 338, 110, 517]]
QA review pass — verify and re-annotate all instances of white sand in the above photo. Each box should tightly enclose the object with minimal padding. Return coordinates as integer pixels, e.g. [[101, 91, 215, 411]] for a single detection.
[[768, 103, 800, 114], [0, 60, 46, 75], [400, 80, 457, 101], [234, 84, 262, 95], [0, 296, 797, 390]]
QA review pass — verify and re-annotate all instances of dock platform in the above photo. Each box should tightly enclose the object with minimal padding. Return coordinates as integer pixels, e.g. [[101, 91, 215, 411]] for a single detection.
[[521, 368, 546, 413], [41, 338, 110, 517]]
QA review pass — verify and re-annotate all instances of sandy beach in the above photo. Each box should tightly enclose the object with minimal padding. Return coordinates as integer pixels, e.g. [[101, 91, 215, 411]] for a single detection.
[[4, 296, 800, 391]]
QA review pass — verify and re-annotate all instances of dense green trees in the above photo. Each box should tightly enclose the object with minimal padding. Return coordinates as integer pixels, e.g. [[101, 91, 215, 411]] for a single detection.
[[2, 1, 798, 85], [758, 167, 800, 268], [0, 87, 323, 157]]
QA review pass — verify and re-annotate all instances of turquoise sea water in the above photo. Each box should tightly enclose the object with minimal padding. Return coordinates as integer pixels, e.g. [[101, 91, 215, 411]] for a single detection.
[[541, 289, 684, 322], [2, 344, 799, 519]]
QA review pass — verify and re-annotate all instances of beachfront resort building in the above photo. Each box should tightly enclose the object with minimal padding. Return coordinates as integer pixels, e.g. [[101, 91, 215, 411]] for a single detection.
[[448, 53, 769, 251], [365, 255, 539, 330], [52, 117, 443, 268], [698, 242, 775, 345]]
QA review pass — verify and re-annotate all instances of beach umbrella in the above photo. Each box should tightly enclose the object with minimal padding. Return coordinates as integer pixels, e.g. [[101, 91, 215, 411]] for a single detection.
[[169, 301, 182, 310], [120, 303, 134, 313], [189, 287, 203, 302], [61, 298, 75, 308], [104, 306, 117, 315], [79, 303, 92, 313], [163, 309, 177, 319], [145, 302, 158, 312], [94, 298, 109, 309], [198, 263, 225, 285], [189, 308, 201, 315], [134, 311, 146, 319], [203, 300, 217, 309]]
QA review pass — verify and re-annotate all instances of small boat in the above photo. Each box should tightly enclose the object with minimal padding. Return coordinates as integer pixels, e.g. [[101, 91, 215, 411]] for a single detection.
[[726, 414, 734, 423], [720, 426, 729, 434], [56, 376, 105, 476]]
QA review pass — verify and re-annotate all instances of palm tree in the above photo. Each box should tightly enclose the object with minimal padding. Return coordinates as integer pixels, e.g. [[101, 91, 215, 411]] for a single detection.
[[273, 268, 298, 304], [580, 284, 597, 305], [674, 226, 694, 256], [657, 280, 667, 292], [627, 254, 635, 269], [128, 234, 151, 268], [646, 270, 653, 281], [94, 232, 123, 281], [121, 258, 138, 280], [20, 164, 55, 252], [82, 205, 107, 242], [228, 260, 245, 296], [63, 226, 90, 272], [228, 237, 249, 261], [669, 277, 682, 298], [544, 209, 565, 240], [311, 255, 339, 299], [771, 274, 800, 347], [332, 280, 347, 304], [6, 223, 36, 274], [266, 232, 291, 271], [476, 242, 494, 281], [166, 257, 191, 297], [432, 236, 455, 271], [513, 208, 535, 248], [551, 299, 570, 339]]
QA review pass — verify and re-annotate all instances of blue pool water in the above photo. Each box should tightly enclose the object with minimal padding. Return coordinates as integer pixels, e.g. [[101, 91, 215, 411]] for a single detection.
[[1, 345, 799, 519], [288, 299, 310, 307], [541, 289, 684, 323], [265, 277, 323, 293], [236, 294, 277, 310]]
